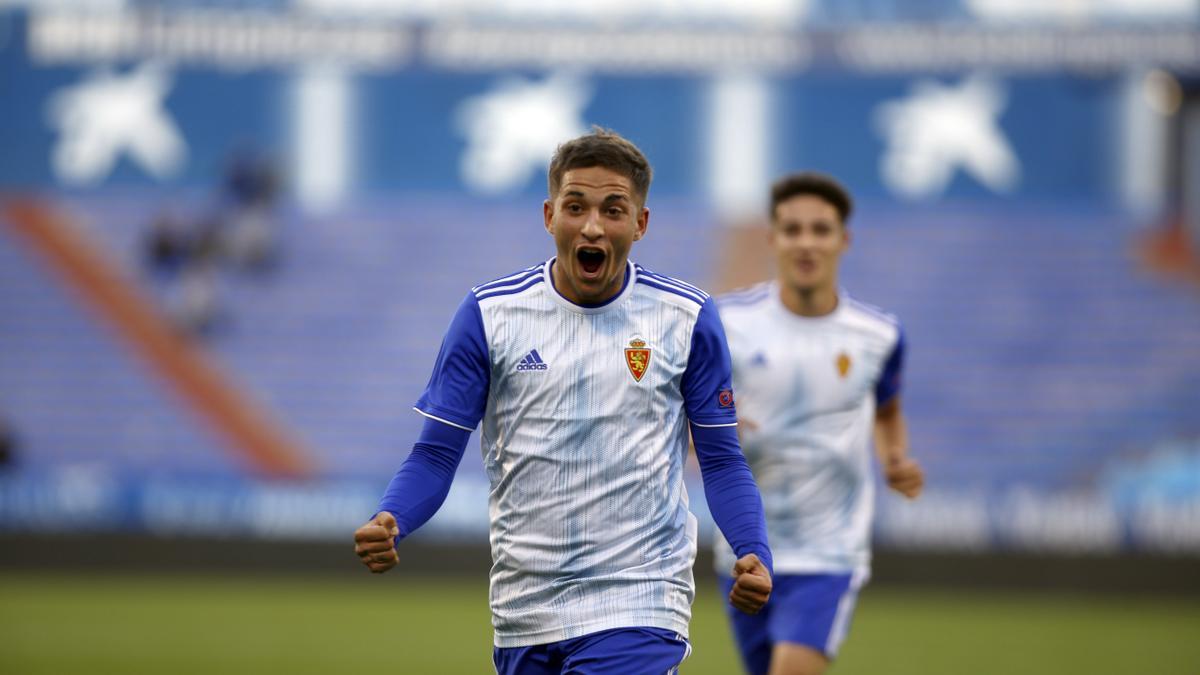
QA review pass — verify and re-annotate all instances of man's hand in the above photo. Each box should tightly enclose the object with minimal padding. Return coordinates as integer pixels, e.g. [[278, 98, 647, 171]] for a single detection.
[[354, 511, 400, 573], [884, 457, 924, 499], [728, 553, 772, 615]]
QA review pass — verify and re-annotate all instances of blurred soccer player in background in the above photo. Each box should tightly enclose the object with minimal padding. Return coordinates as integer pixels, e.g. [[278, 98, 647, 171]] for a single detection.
[[713, 173, 924, 675], [354, 128, 773, 674]]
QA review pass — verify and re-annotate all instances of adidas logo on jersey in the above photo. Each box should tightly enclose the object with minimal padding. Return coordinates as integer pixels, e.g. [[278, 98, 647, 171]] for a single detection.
[[516, 349, 549, 371]]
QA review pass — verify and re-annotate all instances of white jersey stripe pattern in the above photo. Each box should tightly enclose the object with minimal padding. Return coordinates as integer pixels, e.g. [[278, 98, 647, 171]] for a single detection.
[[464, 259, 728, 647]]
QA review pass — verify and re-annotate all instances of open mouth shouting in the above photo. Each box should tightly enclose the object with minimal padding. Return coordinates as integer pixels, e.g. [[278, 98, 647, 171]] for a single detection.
[[576, 246, 607, 279]]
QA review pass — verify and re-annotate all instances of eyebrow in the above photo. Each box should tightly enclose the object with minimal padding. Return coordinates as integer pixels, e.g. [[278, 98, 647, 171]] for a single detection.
[[561, 190, 631, 204], [776, 220, 835, 232]]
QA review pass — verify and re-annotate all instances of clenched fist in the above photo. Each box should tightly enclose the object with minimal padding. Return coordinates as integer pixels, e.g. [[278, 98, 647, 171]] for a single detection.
[[354, 511, 400, 573], [728, 553, 772, 615], [884, 457, 924, 499]]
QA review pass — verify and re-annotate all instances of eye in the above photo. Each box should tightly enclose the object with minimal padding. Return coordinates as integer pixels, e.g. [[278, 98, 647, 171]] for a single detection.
[[566, 203, 584, 214], [607, 206, 625, 217]]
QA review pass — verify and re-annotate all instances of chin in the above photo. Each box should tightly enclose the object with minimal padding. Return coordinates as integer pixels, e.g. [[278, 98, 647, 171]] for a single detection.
[[789, 280, 823, 295], [786, 274, 815, 289]]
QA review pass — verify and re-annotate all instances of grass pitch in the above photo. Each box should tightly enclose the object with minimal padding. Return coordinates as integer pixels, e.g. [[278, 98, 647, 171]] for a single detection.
[[1, 572, 1197, 674]]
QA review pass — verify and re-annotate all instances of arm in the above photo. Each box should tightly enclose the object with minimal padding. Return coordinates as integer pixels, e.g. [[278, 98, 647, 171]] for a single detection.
[[683, 299, 773, 613], [354, 292, 490, 573], [874, 397, 923, 499], [692, 423, 773, 614], [355, 419, 472, 572], [692, 424, 772, 572], [377, 419, 472, 539], [873, 327, 923, 499]]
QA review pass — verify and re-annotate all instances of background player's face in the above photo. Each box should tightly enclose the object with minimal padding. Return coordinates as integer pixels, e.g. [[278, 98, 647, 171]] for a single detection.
[[770, 194, 849, 294], [544, 165, 649, 305]]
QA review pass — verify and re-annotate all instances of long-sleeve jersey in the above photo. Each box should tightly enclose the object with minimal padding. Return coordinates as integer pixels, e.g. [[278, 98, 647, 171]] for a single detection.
[[377, 259, 771, 647], [713, 282, 903, 577]]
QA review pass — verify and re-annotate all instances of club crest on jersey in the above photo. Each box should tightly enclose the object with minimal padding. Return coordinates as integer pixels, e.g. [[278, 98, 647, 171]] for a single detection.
[[836, 352, 852, 378], [624, 337, 651, 382]]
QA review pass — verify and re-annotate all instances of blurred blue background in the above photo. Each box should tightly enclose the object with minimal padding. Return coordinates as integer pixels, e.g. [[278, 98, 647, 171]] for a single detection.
[[1, 0, 1199, 556]]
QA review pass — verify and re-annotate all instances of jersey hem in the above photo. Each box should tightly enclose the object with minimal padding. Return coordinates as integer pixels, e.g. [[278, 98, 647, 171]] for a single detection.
[[492, 615, 690, 648]]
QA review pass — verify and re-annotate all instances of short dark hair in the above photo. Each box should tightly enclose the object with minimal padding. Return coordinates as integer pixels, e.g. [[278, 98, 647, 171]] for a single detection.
[[548, 127, 653, 206], [770, 172, 853, 224]]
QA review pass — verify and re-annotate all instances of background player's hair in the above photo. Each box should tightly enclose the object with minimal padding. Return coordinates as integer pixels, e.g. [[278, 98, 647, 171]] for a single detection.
[[548, 127, 653, 205], [770, 172, 854, 224]]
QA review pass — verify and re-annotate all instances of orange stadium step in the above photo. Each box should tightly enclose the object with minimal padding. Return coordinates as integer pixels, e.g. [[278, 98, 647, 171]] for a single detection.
[[1, 198, 316, 480]]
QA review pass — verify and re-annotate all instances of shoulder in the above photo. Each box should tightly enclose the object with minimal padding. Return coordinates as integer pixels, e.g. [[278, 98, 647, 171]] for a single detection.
[[715, 282, 773, 315], [632, 263, 710, 313], [842, 295, 902, 344], [470, 261, 547, 305]]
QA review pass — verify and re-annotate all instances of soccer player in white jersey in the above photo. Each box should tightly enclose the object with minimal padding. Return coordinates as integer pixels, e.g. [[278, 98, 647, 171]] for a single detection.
[[713, 173, 924, 675], [353, 128, 774, 674]]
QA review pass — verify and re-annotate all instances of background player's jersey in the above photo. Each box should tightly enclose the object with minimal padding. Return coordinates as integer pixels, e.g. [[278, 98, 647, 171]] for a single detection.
[[713, 282, 903, 576], [415, 259, 737, 648]]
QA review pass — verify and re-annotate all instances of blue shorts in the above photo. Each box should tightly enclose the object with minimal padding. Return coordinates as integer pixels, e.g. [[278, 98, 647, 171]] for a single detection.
[[718, 571, 867, 675], [493, 626, 691, 675]]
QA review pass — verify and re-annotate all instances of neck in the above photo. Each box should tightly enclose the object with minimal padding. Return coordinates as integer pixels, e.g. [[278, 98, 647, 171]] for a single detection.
[[779, 281, 838, 317]]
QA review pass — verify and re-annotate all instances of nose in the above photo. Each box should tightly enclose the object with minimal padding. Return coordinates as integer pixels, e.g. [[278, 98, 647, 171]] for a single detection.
[[791, 229, 815, 250], [581, 208, 604, 240]]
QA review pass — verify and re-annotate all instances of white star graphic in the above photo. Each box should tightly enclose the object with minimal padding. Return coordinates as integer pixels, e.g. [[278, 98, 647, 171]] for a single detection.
[[455, 73, 591, 195], [875, 75, 1019, 200], [47, 62, 187, 186]]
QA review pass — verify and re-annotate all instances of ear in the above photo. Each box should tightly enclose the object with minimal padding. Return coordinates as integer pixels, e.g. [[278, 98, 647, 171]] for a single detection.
[[633, 206, 649, 241], [841, 224, 851, 251], [543, 200, 554, 235]]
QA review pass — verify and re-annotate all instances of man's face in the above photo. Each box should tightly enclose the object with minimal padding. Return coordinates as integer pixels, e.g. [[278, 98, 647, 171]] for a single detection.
[[544, 166, 648, 305], [769, 194, 849, 294]]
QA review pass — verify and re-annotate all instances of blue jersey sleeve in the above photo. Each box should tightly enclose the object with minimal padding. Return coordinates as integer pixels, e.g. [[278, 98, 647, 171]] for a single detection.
[[875, 327, 905, 406], [414, 292, 491, 431], [692, 423, 773, 574], [682, 298, 738, 427], [376, 417, 472, 541]]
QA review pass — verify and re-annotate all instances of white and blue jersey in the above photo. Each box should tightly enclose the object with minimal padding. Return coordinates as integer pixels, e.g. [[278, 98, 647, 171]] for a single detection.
[[380, 258, 770, 648], [712, 282, 903, 577]]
